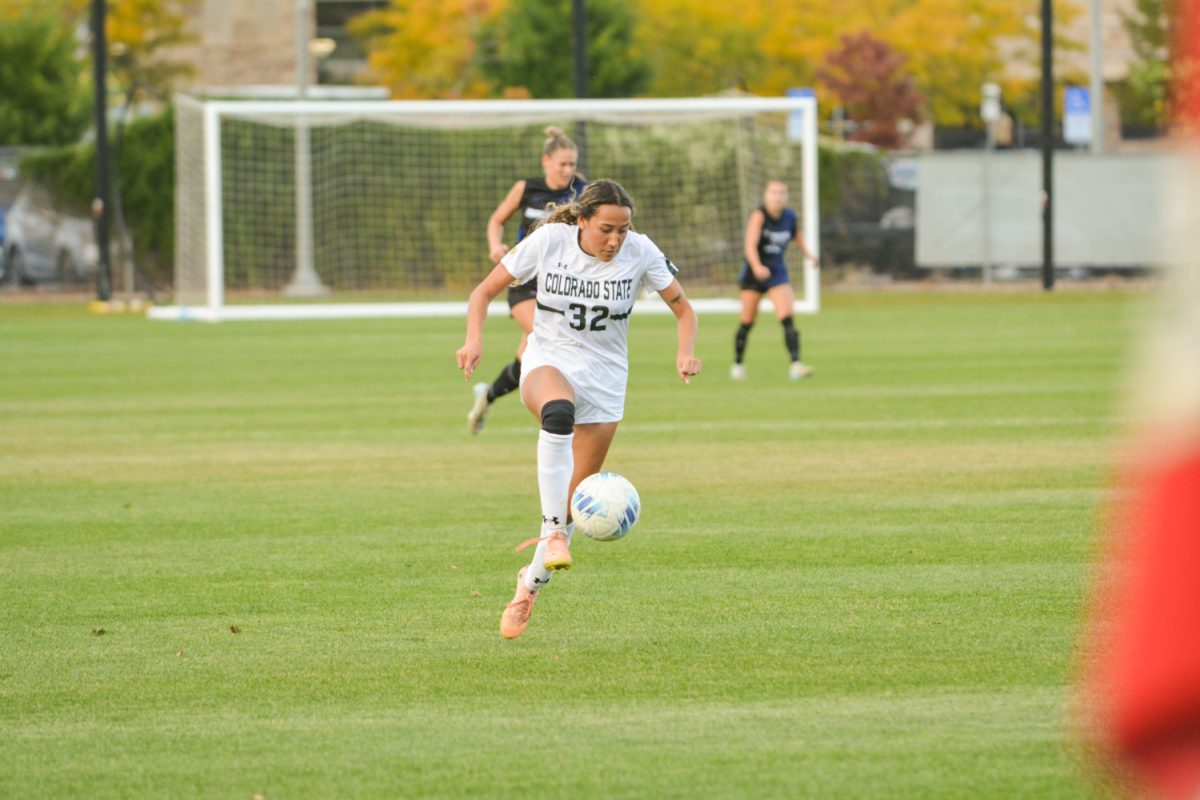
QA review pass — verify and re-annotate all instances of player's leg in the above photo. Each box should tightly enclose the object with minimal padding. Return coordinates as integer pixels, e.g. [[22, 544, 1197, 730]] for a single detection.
[[767, 283, 812, 380], [527, 419, 620, 578], [523, 421, 618, 589], [511, 299, 535, 357], [522, 365, 577, 571], [519, 390, 619, 590], [500, 364, 576, 639], [732, 290, 761, 380], [468, 296, 536, 434]]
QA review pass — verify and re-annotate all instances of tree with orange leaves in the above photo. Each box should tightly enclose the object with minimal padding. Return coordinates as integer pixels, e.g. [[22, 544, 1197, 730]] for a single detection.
[[817, 31, 924, 148], [349, 0, 506, 99]]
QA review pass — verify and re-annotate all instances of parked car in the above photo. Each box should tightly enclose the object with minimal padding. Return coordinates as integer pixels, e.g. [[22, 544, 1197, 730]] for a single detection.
[[819, 154, 920, 278], [2, 183, 107, 285]]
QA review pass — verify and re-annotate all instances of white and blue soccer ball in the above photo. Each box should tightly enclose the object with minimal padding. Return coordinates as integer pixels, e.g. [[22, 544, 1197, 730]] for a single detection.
[[570, 472, 640, 542]]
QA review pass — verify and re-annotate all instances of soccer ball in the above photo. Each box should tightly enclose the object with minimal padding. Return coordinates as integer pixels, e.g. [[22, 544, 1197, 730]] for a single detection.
[[570, 472, 640, 542]]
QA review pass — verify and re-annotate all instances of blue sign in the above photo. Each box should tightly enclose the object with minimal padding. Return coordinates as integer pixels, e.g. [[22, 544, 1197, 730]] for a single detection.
[[1065, 86, 1090, 113], [787, 87, 815, 143], [1064, 86, 1092, 144]]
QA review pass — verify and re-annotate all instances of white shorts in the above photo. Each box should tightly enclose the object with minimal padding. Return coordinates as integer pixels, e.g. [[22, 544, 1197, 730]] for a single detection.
[[519, 336, 627, 424]]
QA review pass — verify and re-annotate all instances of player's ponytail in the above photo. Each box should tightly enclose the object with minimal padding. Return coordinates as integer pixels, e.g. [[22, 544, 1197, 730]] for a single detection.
[[542, 126, 577, 156], [538, 179, 634, 231], [543, 201, 580, 227]]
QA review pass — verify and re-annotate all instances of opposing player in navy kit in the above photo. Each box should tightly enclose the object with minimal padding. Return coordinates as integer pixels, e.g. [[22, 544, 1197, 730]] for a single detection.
[[456, 180, 701, 639], [731, 180, 819, 381], [467, 126, 587, 434]]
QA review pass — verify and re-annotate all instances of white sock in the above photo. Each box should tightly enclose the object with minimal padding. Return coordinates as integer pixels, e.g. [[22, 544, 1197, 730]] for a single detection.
[[520, 429, 574, 592], [525, 522, 576, 592], [537, 429, 573, 533], [524, 430, 573, 591]]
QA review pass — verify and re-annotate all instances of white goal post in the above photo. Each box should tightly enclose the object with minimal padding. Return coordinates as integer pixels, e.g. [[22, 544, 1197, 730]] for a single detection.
[[152, 95, 819, 322]]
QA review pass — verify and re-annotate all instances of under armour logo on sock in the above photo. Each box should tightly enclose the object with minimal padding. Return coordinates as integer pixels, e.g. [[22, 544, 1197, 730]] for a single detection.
[[543, 515, 561, 526]]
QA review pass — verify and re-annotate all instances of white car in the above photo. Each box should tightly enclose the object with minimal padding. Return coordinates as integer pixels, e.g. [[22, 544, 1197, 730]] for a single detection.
[[3, 184, 102, 285]]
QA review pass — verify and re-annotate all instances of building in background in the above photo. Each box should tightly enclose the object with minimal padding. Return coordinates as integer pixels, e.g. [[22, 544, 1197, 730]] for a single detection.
[[173, 0, 385, 92], [315, 0, 388, 85]]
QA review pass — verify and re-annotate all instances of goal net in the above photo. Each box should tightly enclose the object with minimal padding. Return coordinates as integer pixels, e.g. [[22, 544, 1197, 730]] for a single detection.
[[156, 95, 819, 322]]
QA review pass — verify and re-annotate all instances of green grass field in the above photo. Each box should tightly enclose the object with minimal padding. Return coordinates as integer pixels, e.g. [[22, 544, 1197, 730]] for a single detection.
[[0, 292, 1139, 798]]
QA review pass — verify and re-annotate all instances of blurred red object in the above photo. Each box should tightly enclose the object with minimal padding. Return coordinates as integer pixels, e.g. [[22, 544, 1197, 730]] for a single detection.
[[1083, 5, 1200, 797], [1090, 453, 1200, 798], [1181, 0, 1200, 127]]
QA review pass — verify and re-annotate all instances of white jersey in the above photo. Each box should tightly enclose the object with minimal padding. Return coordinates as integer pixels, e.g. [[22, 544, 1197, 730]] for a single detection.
[[502, 222, 676, 371], [501, 222, 677, 423]]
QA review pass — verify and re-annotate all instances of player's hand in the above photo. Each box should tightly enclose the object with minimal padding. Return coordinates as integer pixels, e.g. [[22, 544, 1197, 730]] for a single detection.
[[676, 355, 702, 384], [752, 266, 770, 282], [457, 341, 482, 380], [488, 243, 509, 264]]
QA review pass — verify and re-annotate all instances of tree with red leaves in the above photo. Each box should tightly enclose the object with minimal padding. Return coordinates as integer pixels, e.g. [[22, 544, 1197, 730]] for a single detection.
[[817, 30, 924, 149]]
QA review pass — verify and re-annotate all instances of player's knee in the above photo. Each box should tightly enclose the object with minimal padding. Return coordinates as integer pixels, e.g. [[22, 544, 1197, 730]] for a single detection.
[[540, 399, 575, 435]]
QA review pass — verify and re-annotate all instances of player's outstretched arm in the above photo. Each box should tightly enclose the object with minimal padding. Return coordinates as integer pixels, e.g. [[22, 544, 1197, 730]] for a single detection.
[[794, 225, 819, 267], [457, 264, 516, 380], [486, 181, 525, 264], [658, 279, 701, 384]]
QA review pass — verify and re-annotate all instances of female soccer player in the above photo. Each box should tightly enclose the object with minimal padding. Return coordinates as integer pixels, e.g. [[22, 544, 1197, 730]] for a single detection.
[[731, 179, 819, 381], [467, 126, 587, 434], [456, 180, 701, 639]]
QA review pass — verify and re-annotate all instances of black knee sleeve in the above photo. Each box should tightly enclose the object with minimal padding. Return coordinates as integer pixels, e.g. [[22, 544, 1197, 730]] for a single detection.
[[781, 316, 800, 360], [540, 399, 575, 435], [487, 357, 523, 403], [734, 322, 753, 363]]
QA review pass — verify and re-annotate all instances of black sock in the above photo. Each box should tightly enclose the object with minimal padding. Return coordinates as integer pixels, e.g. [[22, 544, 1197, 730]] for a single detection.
[[734, 323, 752, 364], [781, 316, 801, 362], [487, 357, 522, 403]]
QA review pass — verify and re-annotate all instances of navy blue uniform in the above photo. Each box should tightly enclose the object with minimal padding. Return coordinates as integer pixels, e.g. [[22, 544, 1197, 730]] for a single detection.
[[738, 206, 797, 292], [507, 175, 587, 308]]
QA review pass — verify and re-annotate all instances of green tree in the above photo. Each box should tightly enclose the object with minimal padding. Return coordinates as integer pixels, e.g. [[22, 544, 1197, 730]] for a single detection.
[[482, 0, 649, 98], [20, 108, 175, 283], [1116, 0, 1169, 128], [107, 0, 196, 107], [0, 12, 89, 146], [635, 0, 767, 95]]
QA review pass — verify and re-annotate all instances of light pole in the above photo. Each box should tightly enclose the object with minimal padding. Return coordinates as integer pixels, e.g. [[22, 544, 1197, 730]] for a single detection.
[[571, 0, 588, 173], [1041, 0, 1055, 291], [284, 0, 330, 298], [91, 0, 112, 302], [980, 82, 1001, 286], [1089, 0, 1104, 154]]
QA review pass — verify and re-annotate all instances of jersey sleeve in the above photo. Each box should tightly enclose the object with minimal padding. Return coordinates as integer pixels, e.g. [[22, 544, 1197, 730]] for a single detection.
[[501, 224, 545, 284], [640, 236, 678, 293]]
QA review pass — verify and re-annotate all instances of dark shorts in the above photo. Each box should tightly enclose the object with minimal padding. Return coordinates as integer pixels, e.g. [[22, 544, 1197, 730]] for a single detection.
[[738, 265, 791, 293], [507, 278, 537, 309]]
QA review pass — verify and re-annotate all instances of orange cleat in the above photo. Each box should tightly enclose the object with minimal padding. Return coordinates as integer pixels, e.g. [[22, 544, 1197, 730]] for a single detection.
[[515, 529, 573, 572], [542, 529, 572, 571], [500, 567, 538, 639]]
